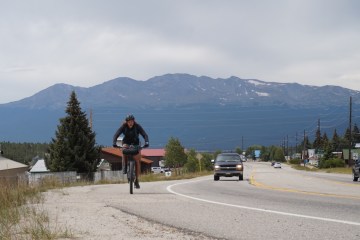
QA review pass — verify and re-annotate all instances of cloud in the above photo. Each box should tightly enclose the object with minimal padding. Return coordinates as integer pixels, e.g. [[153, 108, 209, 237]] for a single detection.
[[0, 0, 360, 103]]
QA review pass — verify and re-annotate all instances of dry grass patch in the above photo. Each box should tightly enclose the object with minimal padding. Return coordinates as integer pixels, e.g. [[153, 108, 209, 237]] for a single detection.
[[0, 180, 72, 240]]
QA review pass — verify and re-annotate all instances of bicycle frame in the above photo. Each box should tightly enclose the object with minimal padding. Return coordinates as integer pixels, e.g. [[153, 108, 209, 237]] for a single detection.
[[126, 155, 136, 194]]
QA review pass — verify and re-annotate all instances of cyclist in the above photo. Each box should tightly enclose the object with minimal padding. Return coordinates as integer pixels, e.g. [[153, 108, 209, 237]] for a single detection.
[[113, 114, 149, 189]]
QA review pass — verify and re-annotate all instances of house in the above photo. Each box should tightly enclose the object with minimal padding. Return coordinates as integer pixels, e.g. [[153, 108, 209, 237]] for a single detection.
[[100, 148, 165, 172], [29, 159, 49, 173], [141, 148, 165, 167], [28, 159, 51, 185], [343, 149, 360, 165], [97, 159, 111, 171], [0, 155, 28, 184]]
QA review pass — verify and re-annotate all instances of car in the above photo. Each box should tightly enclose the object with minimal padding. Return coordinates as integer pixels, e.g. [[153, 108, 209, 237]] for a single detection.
[[273, 162, 282, 168], [151, 167, 164, 174], [352, 160, 360, 181], [213, 153, 244, 181]]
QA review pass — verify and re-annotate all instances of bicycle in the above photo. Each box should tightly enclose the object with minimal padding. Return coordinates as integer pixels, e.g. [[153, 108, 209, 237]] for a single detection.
[[117, 144, 146, 194]]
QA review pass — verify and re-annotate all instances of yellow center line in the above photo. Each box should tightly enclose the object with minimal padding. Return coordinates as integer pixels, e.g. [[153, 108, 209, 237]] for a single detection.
[[249, 170, 360, 200]]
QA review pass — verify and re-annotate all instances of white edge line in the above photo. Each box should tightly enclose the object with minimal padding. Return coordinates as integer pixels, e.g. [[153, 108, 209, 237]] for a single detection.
[[166, 179, 360, 226]]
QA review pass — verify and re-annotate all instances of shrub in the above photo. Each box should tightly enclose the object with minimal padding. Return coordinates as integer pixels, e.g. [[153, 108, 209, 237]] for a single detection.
[[319, 158, 345, 169], [289, 158, 301, 165]]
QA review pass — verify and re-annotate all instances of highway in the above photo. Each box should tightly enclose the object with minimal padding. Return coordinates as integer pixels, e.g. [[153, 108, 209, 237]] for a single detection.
[[106, 162, 360, 240]]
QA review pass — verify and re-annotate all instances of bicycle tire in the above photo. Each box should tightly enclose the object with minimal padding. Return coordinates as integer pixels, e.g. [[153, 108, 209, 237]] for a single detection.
[[129, 159, 135, 194]]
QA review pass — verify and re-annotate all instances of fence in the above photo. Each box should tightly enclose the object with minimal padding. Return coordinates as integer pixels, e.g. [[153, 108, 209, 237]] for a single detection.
[[27, 171, 77, 185], [6, 171, 126, 186], [94, 170, 126, 183]]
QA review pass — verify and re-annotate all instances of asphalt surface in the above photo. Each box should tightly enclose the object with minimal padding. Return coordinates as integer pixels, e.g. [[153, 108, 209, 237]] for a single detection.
[[39, 162, 360, 240]]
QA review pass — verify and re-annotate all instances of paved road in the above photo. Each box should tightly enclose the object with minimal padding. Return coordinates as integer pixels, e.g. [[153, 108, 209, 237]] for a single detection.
[[43, 162, 360, 240]]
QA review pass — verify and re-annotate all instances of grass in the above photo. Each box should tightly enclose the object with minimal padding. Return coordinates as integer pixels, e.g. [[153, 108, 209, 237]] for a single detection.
[[290, 164, 352, 174], [319, 167, 352, 174], [1, 170, 212, 239], [0, 179, 73, 240]]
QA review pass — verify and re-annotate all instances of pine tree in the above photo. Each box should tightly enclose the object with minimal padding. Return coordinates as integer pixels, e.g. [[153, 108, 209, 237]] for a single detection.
[[46, 91, 99, 174], [322, 141, 334, 160], [331, 129, 340, 152], [344, 127, 351, 145], [300, 136, 312, 150], [321, 132, 329, 150], [353, 124, 360, 144], [313, 128, 322, 150]]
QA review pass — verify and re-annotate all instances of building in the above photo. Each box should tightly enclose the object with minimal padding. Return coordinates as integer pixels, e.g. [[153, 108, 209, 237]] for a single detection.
[[0, 155, 28, 184], [29, 159, 49, 173], [343, 149, 360, 165], [100, 147, 165, 172]]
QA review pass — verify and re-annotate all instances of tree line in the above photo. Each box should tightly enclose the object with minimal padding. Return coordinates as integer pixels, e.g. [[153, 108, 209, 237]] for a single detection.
[[0, 142, 49, 165]]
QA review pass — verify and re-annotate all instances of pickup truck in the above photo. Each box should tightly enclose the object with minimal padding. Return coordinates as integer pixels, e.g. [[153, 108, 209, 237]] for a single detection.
[[213, 153, 244, 181]]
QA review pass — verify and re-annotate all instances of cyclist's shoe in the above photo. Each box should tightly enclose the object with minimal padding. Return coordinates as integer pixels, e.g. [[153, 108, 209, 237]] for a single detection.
[[135, 180, 140, 189], [122, 168, 127, 174]]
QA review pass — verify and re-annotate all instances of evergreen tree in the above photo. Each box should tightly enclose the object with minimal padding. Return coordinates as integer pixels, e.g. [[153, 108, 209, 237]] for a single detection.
[[46, 91, 99, 174], [313, 128, 322, 150], [300, 136, 312, 150], [0, 142, 49, 165], [321, 132, 329, 150], [353, 124, 360, 144], [331, 129, 340, 152], [343, 127, 351, 145], [322, 141, 334, 160]]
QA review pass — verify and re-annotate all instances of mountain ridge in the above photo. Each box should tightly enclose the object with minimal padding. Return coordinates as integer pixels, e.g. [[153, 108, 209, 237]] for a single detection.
[[2, 74, 358, 110]]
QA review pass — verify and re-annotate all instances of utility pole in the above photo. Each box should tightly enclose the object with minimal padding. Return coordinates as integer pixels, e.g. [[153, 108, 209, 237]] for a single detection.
[[282, 137, 286, 155], [295, 132, 298, 156], [349, 96, 353, 166], [303, 130, 306, 166], [286, 135, 289, 158]]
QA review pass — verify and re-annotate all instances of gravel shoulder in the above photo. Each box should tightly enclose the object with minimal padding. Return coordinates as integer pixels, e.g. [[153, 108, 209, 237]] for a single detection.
[[40, 184, 214, 240]]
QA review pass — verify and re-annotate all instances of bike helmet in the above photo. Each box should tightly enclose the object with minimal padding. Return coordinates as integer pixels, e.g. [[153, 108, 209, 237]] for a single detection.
[[125, 114, 135, 121]]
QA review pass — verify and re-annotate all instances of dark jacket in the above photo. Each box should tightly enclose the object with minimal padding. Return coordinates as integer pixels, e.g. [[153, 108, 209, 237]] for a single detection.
[[113, 122, 149, 146]]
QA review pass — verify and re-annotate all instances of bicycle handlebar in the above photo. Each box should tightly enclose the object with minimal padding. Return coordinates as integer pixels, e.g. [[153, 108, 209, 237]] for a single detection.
[[113, 144, 148, 149]]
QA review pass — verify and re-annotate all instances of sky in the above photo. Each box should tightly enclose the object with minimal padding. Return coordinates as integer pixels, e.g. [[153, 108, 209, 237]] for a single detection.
[[1, 0, 360, 104]]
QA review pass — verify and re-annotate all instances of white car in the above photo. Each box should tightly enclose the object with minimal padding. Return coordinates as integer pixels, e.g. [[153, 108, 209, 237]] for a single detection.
[[151, 167, 164, 173], [273, 162, 282, 168]]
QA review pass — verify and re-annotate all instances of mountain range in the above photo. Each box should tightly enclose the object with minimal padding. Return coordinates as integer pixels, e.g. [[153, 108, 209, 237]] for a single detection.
[[4, 73, 359, 109], [1, 74, 359, 150]]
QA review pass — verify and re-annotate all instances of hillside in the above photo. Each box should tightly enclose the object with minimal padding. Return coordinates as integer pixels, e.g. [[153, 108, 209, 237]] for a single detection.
[[0, 74, 358, 150]]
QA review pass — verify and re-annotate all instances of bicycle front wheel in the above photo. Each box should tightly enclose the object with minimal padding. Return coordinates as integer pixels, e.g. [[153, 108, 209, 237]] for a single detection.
[[129, 160, 135, 194]]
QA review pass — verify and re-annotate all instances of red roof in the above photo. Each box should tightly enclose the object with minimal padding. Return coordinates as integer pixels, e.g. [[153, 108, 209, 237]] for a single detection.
[[102, 147, 122, 157], [101, 147, 165, 164], [101, 148, 165, 157], [141, 148, 165, 157]]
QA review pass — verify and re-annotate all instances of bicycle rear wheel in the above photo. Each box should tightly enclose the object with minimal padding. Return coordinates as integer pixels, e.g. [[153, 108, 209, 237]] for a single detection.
[[129, 160, 135, 194]]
